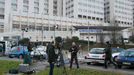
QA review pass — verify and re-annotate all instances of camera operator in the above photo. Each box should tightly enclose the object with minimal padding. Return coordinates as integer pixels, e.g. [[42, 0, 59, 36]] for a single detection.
[[46, 42, 57, 75], [69, 42, 79, 69]]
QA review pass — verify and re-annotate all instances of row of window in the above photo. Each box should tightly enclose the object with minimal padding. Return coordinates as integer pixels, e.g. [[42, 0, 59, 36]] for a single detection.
[[83, 0, 104, 4], [66, 10, 73, 16], [115, 10, 133, 16], [0, 22, 4, 32], [78, 2, 104, 10], [78, 15, 103, 21], [11, 0, 49, 15], [12, 24, 68, 31], [104, 20, 133, 25], [78, 9, 104, 15], [66, 4, 74, 10], [115, 0, 133, 7], [66, 0, 73, 5], [53, 0, 58, 16], [115, 5, 132, 11], [116, 15, 133, 21]]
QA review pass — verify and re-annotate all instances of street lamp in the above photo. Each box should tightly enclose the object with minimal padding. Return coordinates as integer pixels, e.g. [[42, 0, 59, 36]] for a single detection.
[[53, 25, 59, 43], [87, 22, 90, 51]]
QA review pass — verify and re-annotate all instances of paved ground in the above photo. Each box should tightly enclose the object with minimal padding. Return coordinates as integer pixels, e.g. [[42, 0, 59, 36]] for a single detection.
[[0, 56, 23, 62], [1, 51, 134, 75], [79, 63, 134, 75]]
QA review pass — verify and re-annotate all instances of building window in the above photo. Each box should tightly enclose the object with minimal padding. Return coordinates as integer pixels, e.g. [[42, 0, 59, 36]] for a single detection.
[[23, 6, 28, 12], [88, 16, 91, 19], [78, 15, 82, 18], [92, 17, 95, 20], [83, 15, 86, 19], [23, 0, 29, 4], [11, 0, 17, 11], [96, 17, 99, 20], [34, 0, 39, 14], [0, 15, 4, 19], [12, 4, 17, 11], [0, 8, 4, 14], [34, 7, 39, 14], [12, 0, 17, 4], [0, 1, 5, 7]]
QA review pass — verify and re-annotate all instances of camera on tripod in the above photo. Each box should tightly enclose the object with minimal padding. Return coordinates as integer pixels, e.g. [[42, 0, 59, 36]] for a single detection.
[[55, 37, 64, 67]]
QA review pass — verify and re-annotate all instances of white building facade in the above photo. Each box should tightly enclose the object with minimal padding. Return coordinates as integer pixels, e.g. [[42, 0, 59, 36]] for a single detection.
[[104, 0, 133, 39], [63, 0, 104, 21], [0, 0, 133, 43], [0, 0, 5, 32], [104, 0, 133, 27]]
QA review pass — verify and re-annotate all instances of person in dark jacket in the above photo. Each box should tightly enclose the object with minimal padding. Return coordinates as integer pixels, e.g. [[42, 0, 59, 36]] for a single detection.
[[46, 42, 57, 75], [104, 41, 117, 69], [69, 42, 79, 69]]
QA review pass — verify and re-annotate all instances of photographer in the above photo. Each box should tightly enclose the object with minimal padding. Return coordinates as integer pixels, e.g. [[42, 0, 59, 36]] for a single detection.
[[69, 42, 79, 69], [46, 42, 57, 75]]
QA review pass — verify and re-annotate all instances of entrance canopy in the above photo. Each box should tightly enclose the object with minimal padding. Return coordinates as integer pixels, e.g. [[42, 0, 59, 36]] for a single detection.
[[73, 26, 129, 31]]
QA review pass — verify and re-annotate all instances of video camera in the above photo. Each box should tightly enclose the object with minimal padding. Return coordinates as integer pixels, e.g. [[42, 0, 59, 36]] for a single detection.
[[55, 37, 63, 49]]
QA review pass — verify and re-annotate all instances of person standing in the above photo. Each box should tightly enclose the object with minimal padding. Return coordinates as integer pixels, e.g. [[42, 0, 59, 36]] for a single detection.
[[104, 41, 117, 69], [23, 42, 32, 65], [46, 42, 57, 75], [69, 42, 79, 69]]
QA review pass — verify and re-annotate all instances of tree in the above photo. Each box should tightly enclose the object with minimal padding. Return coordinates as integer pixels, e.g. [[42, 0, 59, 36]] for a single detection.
[[110, 17, 119, 45], [55, 37, 62, 43], [129, 35, 134, 43], [18, 38, 30, 46], [72, 36, 79, 42]]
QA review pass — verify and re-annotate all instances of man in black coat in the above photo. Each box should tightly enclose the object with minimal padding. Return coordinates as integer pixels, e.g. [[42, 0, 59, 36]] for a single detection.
[[104, 41, 117, 69], [46, 42, 57, 75], [69, 42, 79, 69]]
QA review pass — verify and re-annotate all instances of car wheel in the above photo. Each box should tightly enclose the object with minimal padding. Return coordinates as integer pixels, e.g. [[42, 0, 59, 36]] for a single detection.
[[113, 56, 118, 62], [9, 55, 13, 58], [87, 62, 91, 65]]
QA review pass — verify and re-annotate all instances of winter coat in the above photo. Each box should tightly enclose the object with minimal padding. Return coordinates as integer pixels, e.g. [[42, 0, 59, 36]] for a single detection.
[[46, 43, 57, 63], [104, 44, 112, 60], [69, 45, 79, 56]]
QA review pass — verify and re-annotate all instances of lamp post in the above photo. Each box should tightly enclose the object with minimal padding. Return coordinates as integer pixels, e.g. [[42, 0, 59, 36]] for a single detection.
[[53, 25, 58, 43], [41, 13, 44, 45], [88, 22, 90, 51]]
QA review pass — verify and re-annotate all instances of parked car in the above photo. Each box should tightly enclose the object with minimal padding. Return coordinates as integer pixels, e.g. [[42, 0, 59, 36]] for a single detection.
[[112, 48, 125, 62], [117, 48, 134, 68], [85, 47, 125, 65], [8, 46, 28, 58], [85, 48, 105, 65], [31, 46, 47, 59]]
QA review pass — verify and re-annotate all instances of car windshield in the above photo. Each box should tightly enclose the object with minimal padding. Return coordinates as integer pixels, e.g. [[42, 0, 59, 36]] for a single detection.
[[90, 48, 105, 54], [120, 51, 134, 57], [112, 48, 125, 53]]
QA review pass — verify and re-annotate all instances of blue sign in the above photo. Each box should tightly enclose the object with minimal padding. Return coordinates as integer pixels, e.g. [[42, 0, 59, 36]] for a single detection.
[[79, 29, 103, 33]]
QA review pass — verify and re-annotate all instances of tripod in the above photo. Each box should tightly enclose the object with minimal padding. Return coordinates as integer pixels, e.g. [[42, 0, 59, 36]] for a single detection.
[[56, 47, 68, 75]]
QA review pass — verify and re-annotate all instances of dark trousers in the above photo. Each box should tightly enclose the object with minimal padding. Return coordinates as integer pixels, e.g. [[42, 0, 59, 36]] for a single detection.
[[49, 63, 54, 75], [70, 54, 79, 68], [104, 58, 117, 68]]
